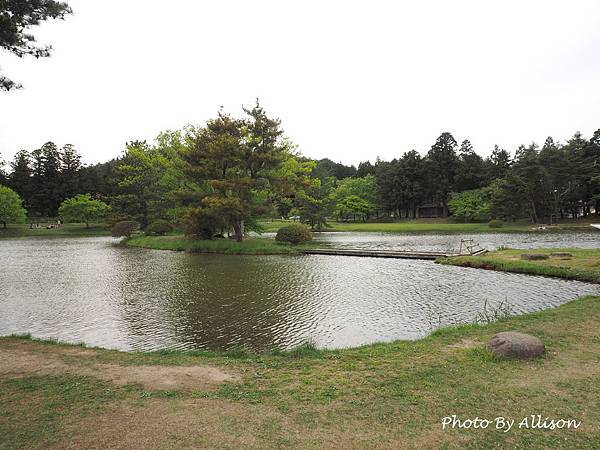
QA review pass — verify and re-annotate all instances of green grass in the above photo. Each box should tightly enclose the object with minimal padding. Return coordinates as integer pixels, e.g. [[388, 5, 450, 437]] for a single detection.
[[260, 218, 599, 234], [440, 247, 600, 283], [0, 223, 110, 238], [1, 295, 599, 448], [124, 235, 319, 255]]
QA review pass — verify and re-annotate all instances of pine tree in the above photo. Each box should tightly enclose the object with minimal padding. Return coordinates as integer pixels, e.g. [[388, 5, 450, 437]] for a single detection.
[[0, 152, 7, 185], [455, 139, 486, 191], [60, 143, 82, 199], [30, 142, 62, 216], [426, 132, 459, 215], [9, 150, 32, 209], [486, 145, 511, 182]]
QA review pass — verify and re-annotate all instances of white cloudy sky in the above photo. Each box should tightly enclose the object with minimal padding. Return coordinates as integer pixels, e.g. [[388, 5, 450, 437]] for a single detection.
[[1, 0, 600, 166]]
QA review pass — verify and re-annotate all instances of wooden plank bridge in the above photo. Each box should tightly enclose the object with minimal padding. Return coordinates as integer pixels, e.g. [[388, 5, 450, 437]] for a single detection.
[[303, 240, 488, 261]]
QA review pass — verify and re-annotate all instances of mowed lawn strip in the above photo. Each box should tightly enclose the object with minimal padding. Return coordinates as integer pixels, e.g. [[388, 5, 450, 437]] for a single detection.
[[124, 235, 319, 255], [1, 295, 599, 449], [259, 219, 599, 234], [441, 248, 600, 283], [0, 223, 110, 238]]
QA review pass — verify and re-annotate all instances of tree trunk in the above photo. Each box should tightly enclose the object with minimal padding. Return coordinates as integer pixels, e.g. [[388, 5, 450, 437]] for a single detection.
[[529, 198, 538, 223], [233, 219, 244, 242]]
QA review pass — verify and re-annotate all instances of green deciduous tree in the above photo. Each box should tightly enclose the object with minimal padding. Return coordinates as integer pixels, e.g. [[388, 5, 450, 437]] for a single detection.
[[111, 133, 190, 227], [449, 188, 491, 222], [335, 195, 375, 221], [58, 193, 109, 227], [0, 184, 27, 228], [332, 175, 377, 221], [0, 0, 72, 90]]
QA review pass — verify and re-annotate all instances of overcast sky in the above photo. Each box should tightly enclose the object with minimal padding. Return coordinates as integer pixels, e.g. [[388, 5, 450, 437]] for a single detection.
[[1, 0, 600, 166]]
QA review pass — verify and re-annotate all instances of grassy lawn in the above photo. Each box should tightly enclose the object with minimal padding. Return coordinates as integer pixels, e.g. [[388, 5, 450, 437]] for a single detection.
[[260, 219, 599, 234], [0, 223, 110, 238], [125, 235, 318, 255], [1, 295, 599, 448], [440, 248, 600, 283]]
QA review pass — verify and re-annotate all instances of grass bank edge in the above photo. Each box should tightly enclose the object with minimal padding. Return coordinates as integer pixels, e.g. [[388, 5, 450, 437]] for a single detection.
[[439, 247, 600, 283], [260, 219, 599, 234], [3, 295, 598, 364], [0, 223, 111, 238], [123, 235, 319, 255]]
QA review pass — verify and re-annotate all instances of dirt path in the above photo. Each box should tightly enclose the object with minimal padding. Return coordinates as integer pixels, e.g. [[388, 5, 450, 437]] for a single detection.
[[0, 340, 237, 391]]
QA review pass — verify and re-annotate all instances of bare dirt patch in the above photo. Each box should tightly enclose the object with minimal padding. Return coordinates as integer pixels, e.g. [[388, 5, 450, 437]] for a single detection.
[[0, 345, 237, 391], [448, 338, 479, 349], [89, 363, 236, 391]]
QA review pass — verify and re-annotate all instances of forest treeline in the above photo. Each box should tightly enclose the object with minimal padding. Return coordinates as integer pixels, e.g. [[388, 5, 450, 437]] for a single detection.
[[1, 103, 599, 236]]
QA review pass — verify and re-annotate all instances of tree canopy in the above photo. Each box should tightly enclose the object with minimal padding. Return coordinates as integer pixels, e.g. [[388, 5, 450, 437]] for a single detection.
[[181, 102, 307, 240], [0, 184, 26, 227], [2, 111, 598, 229], [58, 194, 109, 227], [1, 0, 72, 90]]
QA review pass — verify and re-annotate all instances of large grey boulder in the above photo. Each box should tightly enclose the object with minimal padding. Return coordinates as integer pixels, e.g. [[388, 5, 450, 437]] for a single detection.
[[486, 331, 545, 359]]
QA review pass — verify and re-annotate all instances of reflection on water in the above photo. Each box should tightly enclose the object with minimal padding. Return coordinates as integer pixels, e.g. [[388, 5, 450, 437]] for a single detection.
[[1, 235, 598, 351]]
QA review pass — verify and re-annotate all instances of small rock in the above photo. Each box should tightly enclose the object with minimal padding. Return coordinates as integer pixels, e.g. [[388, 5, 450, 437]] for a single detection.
[[486, 331, 545, 359], [520, 253, 549, 260], [550, 252, 573, 258]]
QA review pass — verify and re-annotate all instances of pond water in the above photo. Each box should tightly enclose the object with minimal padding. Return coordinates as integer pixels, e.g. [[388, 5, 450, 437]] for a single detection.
[[1, 234, 598, 352], [313, 231, 600, 252]]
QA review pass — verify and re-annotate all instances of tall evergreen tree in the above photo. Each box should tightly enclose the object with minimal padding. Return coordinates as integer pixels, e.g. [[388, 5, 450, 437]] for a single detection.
[[0, 152, 7, 185], [356, 161, 375, 177], [8, 150, 32, 208], [511, 143, 548, 223], [485, 145, 511, 182], [182, 102, 294, 241], [30, 142, 62, 216], [426, 132, 459, 215], [60, 143, 82, 199], [455, 139, 486, 191]]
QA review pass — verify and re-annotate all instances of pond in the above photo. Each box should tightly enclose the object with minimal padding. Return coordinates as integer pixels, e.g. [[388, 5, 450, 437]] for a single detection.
[[313, 230, 600, 252], [1, 234, 598, 352]]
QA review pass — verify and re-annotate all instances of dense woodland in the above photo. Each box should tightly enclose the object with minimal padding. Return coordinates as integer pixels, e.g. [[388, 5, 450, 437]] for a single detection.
[[1, 104, 599, 237]]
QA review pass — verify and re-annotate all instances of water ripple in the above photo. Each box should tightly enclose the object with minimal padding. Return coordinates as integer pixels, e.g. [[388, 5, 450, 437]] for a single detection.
[[1, 236, 598, 351]]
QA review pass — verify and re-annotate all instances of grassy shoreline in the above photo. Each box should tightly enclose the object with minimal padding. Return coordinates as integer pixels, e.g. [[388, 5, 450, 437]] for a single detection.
[[0, 223, 110, 238], [1, 219, 597, 239], [124, 235, 318, 255], [1, 295, 599, 448], [440, 248, 600, 283], [260, 219, 599, 234]]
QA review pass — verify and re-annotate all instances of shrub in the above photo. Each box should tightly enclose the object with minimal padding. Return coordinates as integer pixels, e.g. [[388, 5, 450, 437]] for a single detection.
[[145, 219, 173, 236], [488, 219, 504, 228], [181, 207, 227, 240], [275, 223, 312, 244], [111, 220, 139, 237]]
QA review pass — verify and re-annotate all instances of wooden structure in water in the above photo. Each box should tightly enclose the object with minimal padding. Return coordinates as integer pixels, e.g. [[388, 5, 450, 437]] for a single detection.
[[304, 239, 488, 261]]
